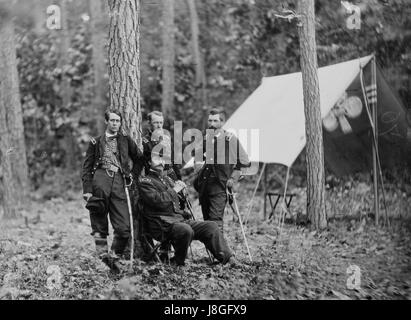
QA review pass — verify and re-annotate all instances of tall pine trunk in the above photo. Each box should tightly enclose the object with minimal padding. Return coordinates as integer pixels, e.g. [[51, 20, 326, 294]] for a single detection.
[[0, 8, 30, 219], [107, 0, 142, 145], [186, 0, 207, 125], [33, 0, 46, 34], [58, 0, 77, 170], [107, 0, 143, 257], [161, 0, 175, 122], [297, 0, 327, 230], [90, 0, 109, 134]]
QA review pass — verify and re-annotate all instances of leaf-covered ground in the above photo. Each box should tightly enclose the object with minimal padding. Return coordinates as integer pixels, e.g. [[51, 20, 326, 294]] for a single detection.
[[0, 193, 410, 300]]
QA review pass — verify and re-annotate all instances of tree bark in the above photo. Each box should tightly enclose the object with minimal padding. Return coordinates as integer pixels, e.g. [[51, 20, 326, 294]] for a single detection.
[[297, 0, 327, 230], [0, 9, 30, 219], [107, 0, 143, 257], [90, 0, 109, 134], [107, 0, 142, 145], [186, 0, 208, 125], [33, 0, 46, 34], [59, 0, 71, 117], [58, 0, 77, 170], [187, 0, 205, 87], [161, 0, 175, 122]]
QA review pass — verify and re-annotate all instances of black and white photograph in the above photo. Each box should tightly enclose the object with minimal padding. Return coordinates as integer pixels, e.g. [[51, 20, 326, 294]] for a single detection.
[[0, 0, 410, 305]]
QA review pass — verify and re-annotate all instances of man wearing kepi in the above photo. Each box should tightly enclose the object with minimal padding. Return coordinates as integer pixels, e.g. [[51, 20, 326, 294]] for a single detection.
[[138, 153, 236, 266], [194, 108, 250, 233], [82, 109, 144, 269]]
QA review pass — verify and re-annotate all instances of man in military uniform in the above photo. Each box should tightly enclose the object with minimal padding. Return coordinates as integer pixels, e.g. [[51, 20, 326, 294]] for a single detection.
[[142, 111, 181, 180], [82, 109, 145, 269], [194, 108, 250, 233], [138, 155, 236, 266]]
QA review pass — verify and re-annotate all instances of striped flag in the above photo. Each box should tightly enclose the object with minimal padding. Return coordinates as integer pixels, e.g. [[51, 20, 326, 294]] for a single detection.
[[365, 83, 377, 106]]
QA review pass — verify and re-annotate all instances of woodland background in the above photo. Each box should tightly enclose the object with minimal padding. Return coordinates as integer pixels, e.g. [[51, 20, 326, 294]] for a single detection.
[[1, 0, 410, 201], [0, 0, 410, 300]]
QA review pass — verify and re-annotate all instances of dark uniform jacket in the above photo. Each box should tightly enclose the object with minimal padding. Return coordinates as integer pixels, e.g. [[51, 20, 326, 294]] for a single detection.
[[138, 170, 185, 238], [81, 134, 144, 194], [194, 129, 250, 197], [142, 129, 181, 180]]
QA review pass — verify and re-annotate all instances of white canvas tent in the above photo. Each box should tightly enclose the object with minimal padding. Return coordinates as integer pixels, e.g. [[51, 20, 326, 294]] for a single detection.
[[217, 55, 408, 224], [224, 55, 407, 170], [184, 55, 408, 173], [183, 55, 408, 224]]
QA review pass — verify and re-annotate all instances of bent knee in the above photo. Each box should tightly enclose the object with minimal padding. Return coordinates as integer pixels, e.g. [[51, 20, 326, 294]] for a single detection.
[[204, 221, 220, 233], [172, 223, 194, 239]]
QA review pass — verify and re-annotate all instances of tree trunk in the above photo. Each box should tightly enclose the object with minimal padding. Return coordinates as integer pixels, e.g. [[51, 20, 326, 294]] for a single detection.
[[161, 0, 175, 122], [90, 0, 109, 134], [186, 0, 208, 126], [297, 0, 327, 230], [58, 0, 77, 170], [107, 0, 143, 257], [201, 1, 212, 131], [33, 0, 46, 34], [187, 0, 205, 87], [0, 10, 30, 219]]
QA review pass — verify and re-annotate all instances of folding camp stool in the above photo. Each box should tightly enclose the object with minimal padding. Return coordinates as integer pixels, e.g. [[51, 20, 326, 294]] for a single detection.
[[138, 212, 173, 264], [266, 192, 296, 220]]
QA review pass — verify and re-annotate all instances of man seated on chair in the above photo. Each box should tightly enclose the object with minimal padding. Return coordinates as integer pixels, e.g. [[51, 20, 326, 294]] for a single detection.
[[138, 153, 237, 267]]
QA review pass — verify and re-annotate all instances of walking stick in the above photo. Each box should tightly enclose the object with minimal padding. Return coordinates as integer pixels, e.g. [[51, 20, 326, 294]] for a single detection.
[[124, 175, 134, 272], [228, 190, 253, 262], [185, 193, 213, 263]]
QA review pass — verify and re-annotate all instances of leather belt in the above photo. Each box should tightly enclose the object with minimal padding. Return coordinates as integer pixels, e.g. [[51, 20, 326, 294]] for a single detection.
[[101, 164, 119, 174]]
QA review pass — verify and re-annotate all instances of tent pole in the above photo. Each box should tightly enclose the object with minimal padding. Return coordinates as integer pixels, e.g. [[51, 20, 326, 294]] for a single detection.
[[371, 55, 380, 226], [278, 166, 291, 236], [359, 57, 379, 226], [244, 162, 266, 225], [263, 164, 268, 220], [372, 118, 379, 226], [360, 57, 390, 228]]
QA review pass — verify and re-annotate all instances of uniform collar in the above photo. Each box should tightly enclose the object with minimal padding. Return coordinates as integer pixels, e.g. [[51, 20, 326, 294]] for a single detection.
[[205, 129, 224, 139], [149, 169, 167, 178], [105, 132, 118, 139], [145, 128, 153, 137]]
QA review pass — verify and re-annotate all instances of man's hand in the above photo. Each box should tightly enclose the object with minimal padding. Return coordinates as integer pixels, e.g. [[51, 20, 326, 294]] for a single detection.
[[226, 178, 238, 193], [181, 209, 191, 220], [173, 180, 187, 193], [227, 170, 241, 193], [83, 193, 92, 201]]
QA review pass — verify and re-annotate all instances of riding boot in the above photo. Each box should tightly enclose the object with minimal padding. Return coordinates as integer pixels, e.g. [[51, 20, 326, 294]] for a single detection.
[[111, 236, 129, 256], [93, 233, 108, 258]]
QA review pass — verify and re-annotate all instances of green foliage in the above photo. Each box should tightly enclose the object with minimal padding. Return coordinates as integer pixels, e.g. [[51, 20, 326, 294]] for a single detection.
[[16, 8, 94, 188], [11, 0, 411, 190]]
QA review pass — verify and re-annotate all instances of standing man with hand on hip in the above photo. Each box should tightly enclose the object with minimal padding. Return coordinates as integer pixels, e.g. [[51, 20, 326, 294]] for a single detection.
[[194, 108, 250, 233], [82, 109, 144, 271]]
